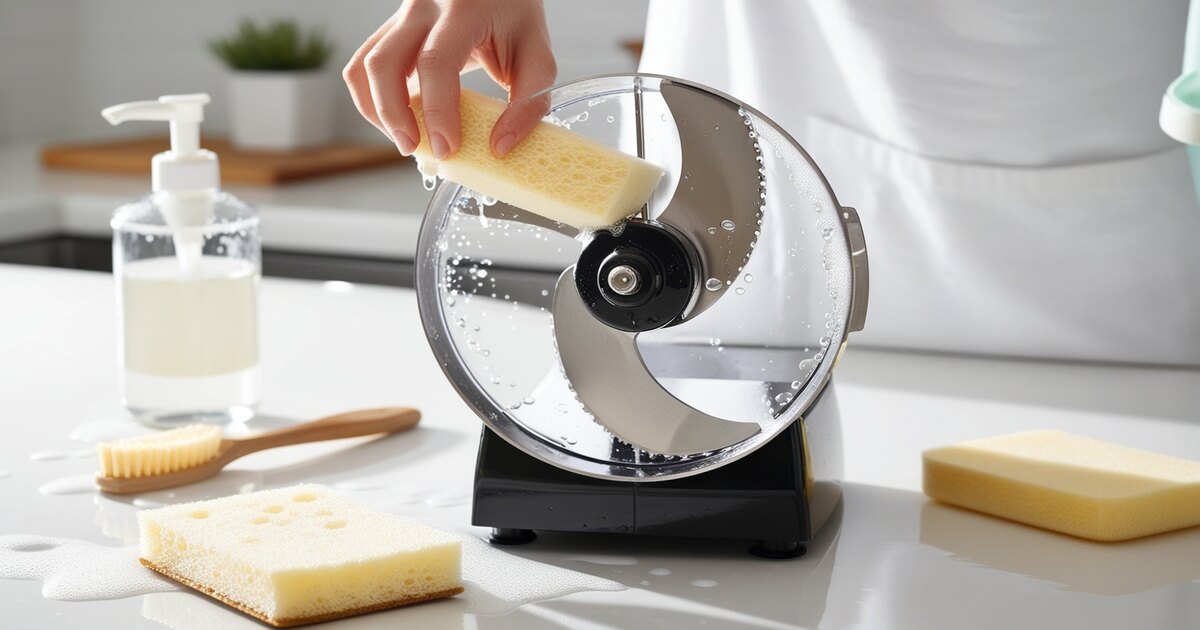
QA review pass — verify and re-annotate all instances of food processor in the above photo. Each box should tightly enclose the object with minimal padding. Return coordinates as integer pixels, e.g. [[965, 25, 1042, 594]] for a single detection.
[[415, 75, 869, 558]]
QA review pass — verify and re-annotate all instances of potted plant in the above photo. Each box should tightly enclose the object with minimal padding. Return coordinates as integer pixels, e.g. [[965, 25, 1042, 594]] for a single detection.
[[210, 19, 335, 151]]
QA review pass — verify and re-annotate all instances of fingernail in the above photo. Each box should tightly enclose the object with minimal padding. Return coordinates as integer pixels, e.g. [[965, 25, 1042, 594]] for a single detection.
[[495, 133, 517, 157], [393, 131, 416, 155], [431, 133, 450, 160]]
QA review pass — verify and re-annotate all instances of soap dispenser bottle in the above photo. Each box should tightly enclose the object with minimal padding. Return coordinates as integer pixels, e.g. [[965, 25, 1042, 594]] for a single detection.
[[104, 94, 261, 427]]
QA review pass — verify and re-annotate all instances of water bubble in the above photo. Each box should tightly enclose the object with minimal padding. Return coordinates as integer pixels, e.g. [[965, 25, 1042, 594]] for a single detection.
[[522, 396, 536, 405], [734, 287, 745, 295], [422, 175, 437, 191], [721, 220, 736, 231], [446, 296, 456, 307], [791, 380, 802, 389], [490, 376, 502, 385], [774, 392, 794, 405], [707, 227, 717, 235], [541, 289, 550, 297], [709, 337, 721, 346], [704, 278, 722, 291], [743, 273, 753, 283], [477, 269, 488, 278], [606, 115, 615, 123], [455, 318, 465, 328]]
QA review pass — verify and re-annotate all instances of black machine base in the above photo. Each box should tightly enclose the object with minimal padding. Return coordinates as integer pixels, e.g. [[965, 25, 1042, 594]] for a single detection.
[[472, 420, 827, 558]]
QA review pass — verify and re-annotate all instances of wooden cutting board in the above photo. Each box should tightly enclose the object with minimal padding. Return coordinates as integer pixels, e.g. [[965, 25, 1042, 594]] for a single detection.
[[41, 136, 408, 185]]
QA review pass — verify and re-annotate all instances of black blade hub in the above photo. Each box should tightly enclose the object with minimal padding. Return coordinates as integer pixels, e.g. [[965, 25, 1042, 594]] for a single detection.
[[574, 220, 699, 332]]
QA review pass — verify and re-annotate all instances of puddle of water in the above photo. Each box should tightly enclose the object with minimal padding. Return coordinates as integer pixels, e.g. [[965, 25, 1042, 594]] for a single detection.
[[425, 492, 471, 508], [0, 535, 179, 600], [38, 475, 96, 496], [567, 555, 639, 566], [330, 479, 391, 491], [30, 451, 70, 462]]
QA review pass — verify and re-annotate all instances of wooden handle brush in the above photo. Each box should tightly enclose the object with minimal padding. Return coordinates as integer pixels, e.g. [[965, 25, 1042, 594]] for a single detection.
[[95, 407, 420, 494]]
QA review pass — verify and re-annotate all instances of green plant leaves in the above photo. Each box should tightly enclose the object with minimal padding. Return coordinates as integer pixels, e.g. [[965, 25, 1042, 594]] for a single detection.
[[209, 19, 334, 71]]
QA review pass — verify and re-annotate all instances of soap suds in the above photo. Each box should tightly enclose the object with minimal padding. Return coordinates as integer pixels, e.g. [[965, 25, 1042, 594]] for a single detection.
[[0, 535, 179, 600], [457, 532, 624, 615]]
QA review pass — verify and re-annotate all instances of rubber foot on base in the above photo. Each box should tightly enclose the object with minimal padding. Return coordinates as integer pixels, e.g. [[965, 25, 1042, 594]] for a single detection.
[[489, 528, 537, 545]]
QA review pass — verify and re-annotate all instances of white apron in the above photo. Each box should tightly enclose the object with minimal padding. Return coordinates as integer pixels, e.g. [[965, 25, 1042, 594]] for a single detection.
[[640, 0, 1200, 366]]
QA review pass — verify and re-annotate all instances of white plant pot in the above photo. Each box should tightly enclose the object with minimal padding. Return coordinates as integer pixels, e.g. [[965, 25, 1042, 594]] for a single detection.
[[227, 70, 334, 151]]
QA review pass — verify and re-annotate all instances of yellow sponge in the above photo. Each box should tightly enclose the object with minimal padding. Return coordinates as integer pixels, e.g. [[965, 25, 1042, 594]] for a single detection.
[[411, 88, 665, 229], [923, 430, 1200, 542], [139, 484, 462, 627]]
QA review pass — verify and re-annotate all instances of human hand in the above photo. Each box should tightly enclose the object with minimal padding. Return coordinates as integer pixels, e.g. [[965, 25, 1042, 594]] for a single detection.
[[343, 0, 557, 159]]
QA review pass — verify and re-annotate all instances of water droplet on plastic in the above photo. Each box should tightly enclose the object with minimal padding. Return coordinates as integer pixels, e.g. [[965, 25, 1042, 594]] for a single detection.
[[541, 289, 550, 297], [734, 287, 745, 295], [774, 392, 793, 405], [422, 175, 437, 191], [707, 227, 717, 235], [744, 273, 753, 283], [721, 220, 735, 231], [709, 337, 721, 346], [704, 278, 722, 291], [522, 396, 535, 405], [606, 115, 615, 123]]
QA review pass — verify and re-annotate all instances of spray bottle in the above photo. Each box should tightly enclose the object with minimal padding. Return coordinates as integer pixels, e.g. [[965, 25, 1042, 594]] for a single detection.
[[105, 94, 261, 427]]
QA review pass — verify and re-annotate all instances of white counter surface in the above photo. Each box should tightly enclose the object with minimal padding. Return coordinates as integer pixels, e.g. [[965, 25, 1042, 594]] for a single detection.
[[1, 263, 1199, 629]]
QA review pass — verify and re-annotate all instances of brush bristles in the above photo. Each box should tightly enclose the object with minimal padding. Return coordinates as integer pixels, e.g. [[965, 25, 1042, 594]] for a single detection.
[[98, 424, 222, 479]]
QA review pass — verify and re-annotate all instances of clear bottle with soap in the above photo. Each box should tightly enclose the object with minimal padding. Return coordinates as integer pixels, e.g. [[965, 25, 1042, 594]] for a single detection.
[[105, 94, 261, 427]]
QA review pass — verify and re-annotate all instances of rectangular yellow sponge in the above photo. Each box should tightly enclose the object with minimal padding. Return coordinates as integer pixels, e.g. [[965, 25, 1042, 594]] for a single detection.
[[138, 484, 462, 627], [923, 430, 1200, 542], [411, 88, 665, 229]]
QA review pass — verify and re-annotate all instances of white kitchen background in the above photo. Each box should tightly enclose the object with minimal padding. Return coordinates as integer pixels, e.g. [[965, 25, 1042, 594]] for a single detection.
[[0, 0, 649, 145]]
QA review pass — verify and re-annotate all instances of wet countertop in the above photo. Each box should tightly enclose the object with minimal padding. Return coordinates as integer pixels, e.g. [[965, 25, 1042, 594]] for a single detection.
[[1, 263, 1199, 629]]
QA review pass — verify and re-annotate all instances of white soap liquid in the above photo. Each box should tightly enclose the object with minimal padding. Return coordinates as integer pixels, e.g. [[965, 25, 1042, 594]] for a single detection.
[[120, 256, 260, 426], [0, 531, 624, 616]]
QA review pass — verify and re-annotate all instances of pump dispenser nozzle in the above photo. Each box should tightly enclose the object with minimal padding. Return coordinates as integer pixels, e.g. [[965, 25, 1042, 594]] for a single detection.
[[102, 94, 219, 271]]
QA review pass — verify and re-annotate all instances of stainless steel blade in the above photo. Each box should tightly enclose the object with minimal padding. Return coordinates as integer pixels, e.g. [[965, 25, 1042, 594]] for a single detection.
[[553, 268, 761, 455], [455, 198, 580, 239], [657, 80, 763, 318]]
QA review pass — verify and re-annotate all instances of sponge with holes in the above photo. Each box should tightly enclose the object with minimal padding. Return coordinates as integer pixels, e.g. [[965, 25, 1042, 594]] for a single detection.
[[137, 484, 462, 627], [410, 88, 665, 229]]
